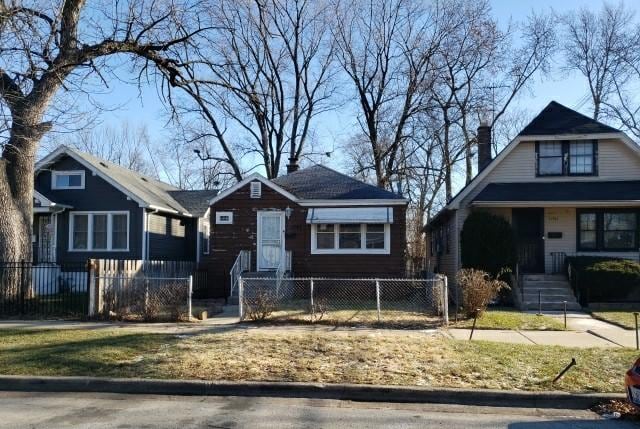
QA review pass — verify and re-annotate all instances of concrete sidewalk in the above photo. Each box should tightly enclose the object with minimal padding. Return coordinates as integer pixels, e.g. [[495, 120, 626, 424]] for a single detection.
[[445, 328, 618, 348], [447, 311, 637, 348]]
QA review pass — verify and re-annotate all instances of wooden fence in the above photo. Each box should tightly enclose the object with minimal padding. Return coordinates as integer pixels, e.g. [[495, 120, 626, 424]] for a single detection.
[[87, 259, 209, 316]]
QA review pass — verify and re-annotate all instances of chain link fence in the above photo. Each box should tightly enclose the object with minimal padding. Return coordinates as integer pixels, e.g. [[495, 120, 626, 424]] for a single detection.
[[239, 276, 448, 328], [97, 276, 192, 322]]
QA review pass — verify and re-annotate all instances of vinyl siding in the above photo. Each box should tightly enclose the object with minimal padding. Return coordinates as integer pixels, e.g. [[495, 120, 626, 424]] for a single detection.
[[147, 212, 196, 261], [461, 139, 640, 207], [35, 156, 144, 262]]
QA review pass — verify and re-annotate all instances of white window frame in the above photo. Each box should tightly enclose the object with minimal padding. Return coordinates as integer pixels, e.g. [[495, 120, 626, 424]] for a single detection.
[[202, 219, 210, 255], [68, 211, 130, 252], [311, 223, 390, 255], [52, 170, 85, 190], [215, 211, 234, 225], [250, 182, 262, 198]]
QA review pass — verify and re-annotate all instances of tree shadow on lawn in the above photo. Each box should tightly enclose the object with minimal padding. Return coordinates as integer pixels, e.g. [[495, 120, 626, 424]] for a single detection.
[[0, 330, 176, 378]]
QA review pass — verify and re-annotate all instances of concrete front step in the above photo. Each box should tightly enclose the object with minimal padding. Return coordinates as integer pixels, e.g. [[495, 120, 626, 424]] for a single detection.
[[522, 274, 567, 282], [522, 281, 572, 289], [522, 287, 574, 294], [523, 294, 578, 302]]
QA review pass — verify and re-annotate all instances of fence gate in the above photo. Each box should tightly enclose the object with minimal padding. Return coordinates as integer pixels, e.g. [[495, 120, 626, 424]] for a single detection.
[[0, 261, 90, 319]]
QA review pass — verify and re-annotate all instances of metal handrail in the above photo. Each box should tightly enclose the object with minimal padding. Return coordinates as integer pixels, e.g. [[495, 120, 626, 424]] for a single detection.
[[229, 250, 251, 297]]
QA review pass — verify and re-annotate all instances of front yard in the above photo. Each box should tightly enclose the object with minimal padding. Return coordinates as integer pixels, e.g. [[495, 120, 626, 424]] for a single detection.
[[591, 311, 640, 330], [0, 328, 632, 393], [452, 310, 566, 331]]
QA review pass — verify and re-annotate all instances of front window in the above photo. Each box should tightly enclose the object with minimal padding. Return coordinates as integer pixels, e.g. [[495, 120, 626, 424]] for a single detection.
[[578, 213, 597, 250], [316, 224, 335, 249], [604, 213, 637, 250], [338, 224, 361, 249], [537, 141, 597, 176], [52, 170, 85, 189], [569, 141, 594, 174], [538, 142, 563, 175], [70, 212, 129, 251], [312, 224, 390, 254], [578, 210, 638, 251]]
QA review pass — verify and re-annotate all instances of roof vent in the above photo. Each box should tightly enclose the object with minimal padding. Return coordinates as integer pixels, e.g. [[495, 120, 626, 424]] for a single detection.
[[250, 182, 262, 198], [141, 177, 148, 182], [99, 162, 108, 168]]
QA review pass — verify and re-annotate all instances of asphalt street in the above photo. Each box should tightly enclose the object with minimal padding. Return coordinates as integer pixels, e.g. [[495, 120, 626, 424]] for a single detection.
[[0, 391, 636, 428]]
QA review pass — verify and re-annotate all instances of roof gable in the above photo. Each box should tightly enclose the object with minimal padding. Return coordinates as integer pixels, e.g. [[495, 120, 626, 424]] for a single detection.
[[519, 101, 619, 136], [36, 146, 210, 216]]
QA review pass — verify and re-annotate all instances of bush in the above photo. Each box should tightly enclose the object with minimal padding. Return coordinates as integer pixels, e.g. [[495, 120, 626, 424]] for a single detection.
[[460, 211, 516, 277], [568, 256, 640, 303], [243, 288, 277, 321], [456, 268, 510, 318]]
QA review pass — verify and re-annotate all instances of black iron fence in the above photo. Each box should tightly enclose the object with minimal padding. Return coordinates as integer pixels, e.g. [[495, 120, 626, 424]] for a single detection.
[[0, 261, 90, 319]]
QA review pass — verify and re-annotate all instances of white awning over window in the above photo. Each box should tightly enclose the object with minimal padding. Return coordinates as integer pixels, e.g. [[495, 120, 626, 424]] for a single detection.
[[306, 207, 393, 224]]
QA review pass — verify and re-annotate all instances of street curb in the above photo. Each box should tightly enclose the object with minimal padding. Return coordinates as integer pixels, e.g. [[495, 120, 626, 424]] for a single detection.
[[0, 375, 624, 409]]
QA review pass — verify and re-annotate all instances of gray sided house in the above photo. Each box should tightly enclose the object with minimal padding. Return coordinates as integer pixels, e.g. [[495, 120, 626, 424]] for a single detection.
[[425, 101, 640, 310], [33, 146, 217, 266]]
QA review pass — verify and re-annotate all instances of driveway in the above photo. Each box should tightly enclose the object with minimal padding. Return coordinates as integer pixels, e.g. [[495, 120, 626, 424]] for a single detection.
[[0, 391, 634, 429]]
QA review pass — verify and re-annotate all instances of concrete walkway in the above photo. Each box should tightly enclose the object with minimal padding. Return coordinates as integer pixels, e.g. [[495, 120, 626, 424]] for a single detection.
[[447, 311, 638, 348]]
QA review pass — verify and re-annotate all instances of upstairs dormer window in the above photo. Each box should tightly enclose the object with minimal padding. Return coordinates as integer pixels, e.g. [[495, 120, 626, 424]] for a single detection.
[[536, 140, 597, 177], [52, 170, 85, 189]]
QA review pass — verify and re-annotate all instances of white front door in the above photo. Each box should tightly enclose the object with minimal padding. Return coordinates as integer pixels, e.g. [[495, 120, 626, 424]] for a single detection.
[[257, 211, 285, 271]]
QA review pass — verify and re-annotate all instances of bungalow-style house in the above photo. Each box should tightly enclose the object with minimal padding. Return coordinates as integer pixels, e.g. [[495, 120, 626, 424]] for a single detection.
[[34, 145, 217, 265], [425, 101, 640, 310], [205, 165, 408, 298]]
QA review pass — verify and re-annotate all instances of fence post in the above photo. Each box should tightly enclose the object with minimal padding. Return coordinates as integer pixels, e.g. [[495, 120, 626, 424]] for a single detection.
[[375, 280, 381, 323], [87, 259, 95, 317], [442, 276, 449, 326], [238, 277, 244, 320], [188, 275, 193, 321], [19, 259, 25, 315], [310, 278, 315, 322]]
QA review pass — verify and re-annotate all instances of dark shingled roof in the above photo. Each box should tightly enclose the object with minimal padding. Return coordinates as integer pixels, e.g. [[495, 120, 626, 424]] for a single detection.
[[271, 165, 405, 200], [473, 181, 640, 203], [169, 190, 219, 217], [519, 101, 620, 136]]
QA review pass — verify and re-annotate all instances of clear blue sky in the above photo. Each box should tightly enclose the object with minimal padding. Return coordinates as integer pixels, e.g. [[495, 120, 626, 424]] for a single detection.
[[75, 0, 638, 175]]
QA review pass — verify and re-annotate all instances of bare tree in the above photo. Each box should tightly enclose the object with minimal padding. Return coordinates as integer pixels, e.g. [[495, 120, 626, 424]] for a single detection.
[[563, 2, 638, 120], [43, 121, 154, 175], [167, 0, 337, 180], [0, 0, 210, 262], [333, 0, 448, 190]]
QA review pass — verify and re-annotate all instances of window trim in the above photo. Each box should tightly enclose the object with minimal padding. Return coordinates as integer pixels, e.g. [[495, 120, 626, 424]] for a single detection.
[[536, 140, 598, 177], [52, 170, 85, 190], [215, 211, 233, 225], [576, 209, 639, 252], [311, 223, 390, 255], [68, 211, 130, 252]]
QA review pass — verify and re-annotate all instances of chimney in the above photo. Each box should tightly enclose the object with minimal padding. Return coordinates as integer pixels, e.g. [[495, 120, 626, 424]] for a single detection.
[[286, 157, 299, 173], [477, 121, 492, 173]]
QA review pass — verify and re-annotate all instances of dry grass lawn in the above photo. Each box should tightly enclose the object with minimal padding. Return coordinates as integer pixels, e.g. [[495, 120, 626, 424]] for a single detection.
[[0, 328, 633, 393]]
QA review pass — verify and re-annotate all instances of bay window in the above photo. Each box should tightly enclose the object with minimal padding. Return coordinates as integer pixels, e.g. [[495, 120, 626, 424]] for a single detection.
[[311, 224, 390, 254], [577, 210, 638, 252], [69, 211, 129, 251]]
